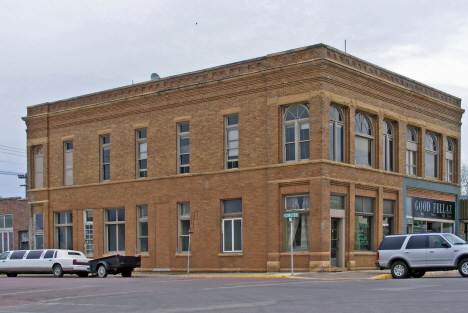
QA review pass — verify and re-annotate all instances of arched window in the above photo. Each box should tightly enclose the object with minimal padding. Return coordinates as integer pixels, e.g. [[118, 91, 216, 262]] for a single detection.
[[425, 132, 438, 178], [283, 104, 309, 162], [445, 138, 454, 182], [383, 120, 394, 172], [406, 127, 418, 175], [330, 105, 344, 162], [34, 146, 43, 189], [355, 113, 373, 167]]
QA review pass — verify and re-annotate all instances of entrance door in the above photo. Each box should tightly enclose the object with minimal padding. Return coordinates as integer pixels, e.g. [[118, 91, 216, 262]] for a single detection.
[[331, 218, 339, 267]]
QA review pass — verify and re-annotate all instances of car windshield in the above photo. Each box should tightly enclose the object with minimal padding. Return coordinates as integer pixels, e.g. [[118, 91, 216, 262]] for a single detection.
[[443, 234, 467, 245]]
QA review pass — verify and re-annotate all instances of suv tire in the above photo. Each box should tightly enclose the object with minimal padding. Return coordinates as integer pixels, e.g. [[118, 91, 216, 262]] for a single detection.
[[391, 261, 409, 279], [458, 259, 468, 277]]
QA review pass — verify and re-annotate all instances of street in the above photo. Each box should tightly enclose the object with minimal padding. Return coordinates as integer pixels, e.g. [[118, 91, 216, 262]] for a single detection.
[[0, 274, 466, 313]]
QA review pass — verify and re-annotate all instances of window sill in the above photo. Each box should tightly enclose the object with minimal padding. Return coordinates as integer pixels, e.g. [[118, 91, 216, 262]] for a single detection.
[[280, 252, 310, 256], [175, 253, 191, 257], [140, 254, 150, 258], [218, 253, 243, 257], [354, 251, 376, 256]]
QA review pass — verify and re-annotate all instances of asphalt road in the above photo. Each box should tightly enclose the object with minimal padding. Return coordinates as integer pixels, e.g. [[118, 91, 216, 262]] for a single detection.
[[0, 274, 466, 313]]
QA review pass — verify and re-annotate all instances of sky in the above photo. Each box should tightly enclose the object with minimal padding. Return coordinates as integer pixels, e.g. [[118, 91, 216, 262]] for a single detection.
[[1, 0, 467, 198]]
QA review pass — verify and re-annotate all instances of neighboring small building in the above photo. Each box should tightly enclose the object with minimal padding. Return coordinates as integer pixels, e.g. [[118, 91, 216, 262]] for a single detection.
[[0, 197, 30, 252]]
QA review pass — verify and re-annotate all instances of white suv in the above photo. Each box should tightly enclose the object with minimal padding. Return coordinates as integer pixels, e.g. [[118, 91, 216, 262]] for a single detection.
[[377, 233, 468, 279]]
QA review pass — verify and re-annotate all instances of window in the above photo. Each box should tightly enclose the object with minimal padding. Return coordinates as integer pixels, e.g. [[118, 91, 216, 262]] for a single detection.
[[406, 127, 418, 175], [283, 195, 309, 251], [34, 213, 44, 249], [225, 115, 239, 169], [64, 141, 73, 186], [425, 132, 438, 178], [136, 130, 147, 178], [283, 104, 310, 162], [178, 123, 190, 174], [406, 235, 427, 249], [446, 138, 454, 182], [100, 135, 110, 181], [19, 231, 28, 250], [55, 212, 72, 250], [178, 202, 190, 253], [383, 200, 395, 237], [383, 120, 394, 172], [0, 215, 13, 253], [354, 113, 373, 167], [222, 200, 242, 252], [33, 146, 43, 188], [84, 210, 93, 256], [105, 208, 125, 253], [354, 197, 374, 251], [137, 205, 148, 253], [329, 105, 344, 162]]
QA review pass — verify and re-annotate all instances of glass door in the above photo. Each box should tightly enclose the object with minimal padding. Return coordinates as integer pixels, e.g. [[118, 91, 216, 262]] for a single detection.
[[331, 218, 339, 267]]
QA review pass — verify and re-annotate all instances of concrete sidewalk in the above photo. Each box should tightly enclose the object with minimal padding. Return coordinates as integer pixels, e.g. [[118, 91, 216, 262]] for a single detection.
[[131, 269, 462, 280]]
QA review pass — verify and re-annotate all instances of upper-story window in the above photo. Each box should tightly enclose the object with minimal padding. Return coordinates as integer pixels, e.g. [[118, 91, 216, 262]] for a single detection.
[[283, 104, 309, 162], [406, 127, 418, 175], [355, 113, 373, 167], [178, 123, 190, 174], [64, 141, 73, 186], [136, 129, 147, 178], [33, 146, 43, 189], [425, 132, 439, 178], [383, 120, 394, 172], [445, 138, 454, 182], [225, 115, 239, 169], [100, 135, 110, 181], [329, 105, 344, 162]]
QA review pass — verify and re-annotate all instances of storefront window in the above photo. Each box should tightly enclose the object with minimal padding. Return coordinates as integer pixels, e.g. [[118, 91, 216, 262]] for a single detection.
[[383, 200, 395, 237], [354, 196, 374, 251], [283, 195, 309, 252]]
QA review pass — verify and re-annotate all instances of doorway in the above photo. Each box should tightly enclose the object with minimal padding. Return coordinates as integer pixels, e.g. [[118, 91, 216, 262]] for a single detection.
[[330, 218, 340, 268]]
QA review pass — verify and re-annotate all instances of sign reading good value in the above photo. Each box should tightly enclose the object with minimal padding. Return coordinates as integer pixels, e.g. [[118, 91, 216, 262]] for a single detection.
[[412, 197, 455, 220], [284, 213, 299, 218]]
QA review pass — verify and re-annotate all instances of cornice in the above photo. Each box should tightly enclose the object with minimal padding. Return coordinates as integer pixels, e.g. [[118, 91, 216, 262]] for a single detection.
[[24, 44, 461, 119]]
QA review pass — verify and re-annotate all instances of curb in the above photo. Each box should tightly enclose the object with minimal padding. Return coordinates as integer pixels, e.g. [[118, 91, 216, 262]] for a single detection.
[[372, 274, 392, 280], [180, 275, 292, 279]]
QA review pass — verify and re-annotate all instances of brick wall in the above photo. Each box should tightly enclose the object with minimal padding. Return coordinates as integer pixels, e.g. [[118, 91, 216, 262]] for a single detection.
[[0, 197, 29, 251]]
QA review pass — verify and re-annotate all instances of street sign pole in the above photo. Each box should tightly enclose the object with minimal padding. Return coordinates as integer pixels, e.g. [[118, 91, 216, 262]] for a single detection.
[[290, 217, 293, 276], [283, 212, 298, 277]]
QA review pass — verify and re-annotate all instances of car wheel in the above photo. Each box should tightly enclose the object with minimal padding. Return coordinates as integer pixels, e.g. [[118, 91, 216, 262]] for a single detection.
[[53, 265, 64, 278], [458, 259, 468, 277], [6, 273, 17, 277], [121, 270, 132, 277], [410, 271, 426, 278], [391, 261, 409, 279], [77, 273, 88, 278], [97, 265, 108, 278]]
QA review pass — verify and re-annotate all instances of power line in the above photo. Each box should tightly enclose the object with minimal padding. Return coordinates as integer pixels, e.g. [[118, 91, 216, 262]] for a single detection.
[[0, 159, 26, 166], [0, 171, 26, 176], [0, 151, 27, 157], [0, 144, 25, 152]]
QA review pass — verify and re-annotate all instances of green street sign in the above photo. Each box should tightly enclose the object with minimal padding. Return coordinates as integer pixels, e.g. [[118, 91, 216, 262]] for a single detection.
[[283, 213, 299, 218]]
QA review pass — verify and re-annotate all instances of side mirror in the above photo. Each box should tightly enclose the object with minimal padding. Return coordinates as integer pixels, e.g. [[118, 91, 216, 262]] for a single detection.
[[442, 242, 450, 248]]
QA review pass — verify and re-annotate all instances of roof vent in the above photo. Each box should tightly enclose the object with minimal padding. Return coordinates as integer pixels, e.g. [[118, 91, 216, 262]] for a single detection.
[[151, 73, 160, 80]]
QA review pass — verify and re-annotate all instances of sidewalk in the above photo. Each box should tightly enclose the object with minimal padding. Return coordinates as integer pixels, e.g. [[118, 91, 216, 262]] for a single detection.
[[131, 269, 462, 280]]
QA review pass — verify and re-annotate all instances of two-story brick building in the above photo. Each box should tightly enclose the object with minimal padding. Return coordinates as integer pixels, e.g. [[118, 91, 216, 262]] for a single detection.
[[0, 197, 30, 252], [23, 44, 463, 272]]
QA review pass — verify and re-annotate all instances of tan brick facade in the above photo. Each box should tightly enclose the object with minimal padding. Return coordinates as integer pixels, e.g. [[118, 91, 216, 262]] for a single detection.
[[23, 44, 463, 272]]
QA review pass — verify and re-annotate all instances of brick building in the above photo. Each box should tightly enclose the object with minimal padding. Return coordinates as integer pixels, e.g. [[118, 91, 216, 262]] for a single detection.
[[0, 197, 29, 252], [23, 44, 463, 272]]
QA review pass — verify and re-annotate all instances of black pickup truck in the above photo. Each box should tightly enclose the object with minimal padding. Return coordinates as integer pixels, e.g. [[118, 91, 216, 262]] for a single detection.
[[89, 255, 141, 278]]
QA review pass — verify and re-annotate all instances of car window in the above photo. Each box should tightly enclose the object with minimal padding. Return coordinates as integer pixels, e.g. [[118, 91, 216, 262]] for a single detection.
[[379, 236, 406, 250], [428, 235, 448, 248], [443, 234, 467, 245], [10, 251, 27, 259], [405, 236, 427, 249], [0, 252, 9, 260], [68, 252, 81, 256], [26, 250, 44, 259], [43, 250, 55, 259]]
